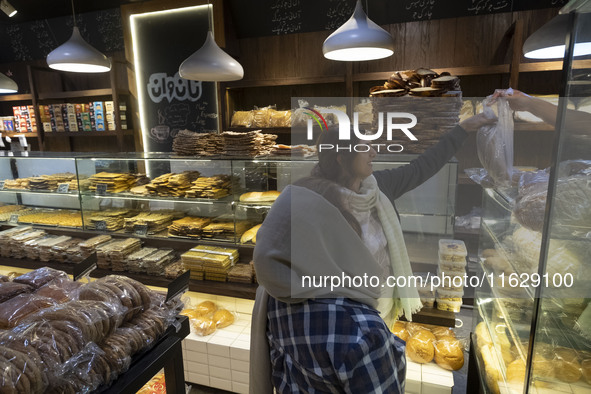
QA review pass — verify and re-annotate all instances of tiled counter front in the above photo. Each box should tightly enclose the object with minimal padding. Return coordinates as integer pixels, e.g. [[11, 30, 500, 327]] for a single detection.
[[182, 292, 254, 393]]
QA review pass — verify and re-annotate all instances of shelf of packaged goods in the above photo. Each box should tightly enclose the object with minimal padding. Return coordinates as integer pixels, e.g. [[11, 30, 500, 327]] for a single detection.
[[0, 93, 33, 102], [44, 129, 133, 137], [80, 193, 235, 204]]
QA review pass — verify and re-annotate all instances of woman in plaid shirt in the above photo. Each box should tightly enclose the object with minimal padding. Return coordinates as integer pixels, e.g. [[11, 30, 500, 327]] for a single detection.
[[251, 113, 492, 393]]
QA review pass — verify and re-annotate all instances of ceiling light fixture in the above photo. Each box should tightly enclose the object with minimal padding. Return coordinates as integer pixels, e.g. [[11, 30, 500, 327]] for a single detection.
[[46, 0, 111, 73], [0, 0, 17, 17], [179, 3, 244, 82], [0, 73, 17, 94], [322, 0, 394, 61], [523, 10, 591, 59]]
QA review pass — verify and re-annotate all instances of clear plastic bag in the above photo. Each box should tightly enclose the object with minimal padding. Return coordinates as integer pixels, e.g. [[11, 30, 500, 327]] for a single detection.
[[477, 90, 514, 188]]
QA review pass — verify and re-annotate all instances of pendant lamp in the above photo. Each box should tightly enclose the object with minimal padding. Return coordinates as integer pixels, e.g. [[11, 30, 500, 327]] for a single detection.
[[46, 0, 111, 73], [0, 73, 17, 94], [179, 4, 244, 81], [523, 11, 591, 59], [323, 0, 394, 61]]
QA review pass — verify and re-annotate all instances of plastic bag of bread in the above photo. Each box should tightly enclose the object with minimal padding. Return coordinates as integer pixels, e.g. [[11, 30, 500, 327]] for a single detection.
[[252, 105, 276, 128], [195, 300, 217, 317], [13, 267, 69, 290], [192, 315, 217, 336], [231, 110, 254, 127], [213, 308, 236, 328], [35, 276, 81, 303], [0, 281, 32, 303], [291, 99, 310, 127], [268, 110, 292, 128], [477, 90, 513, 188], [0, 294, 57, 329], [434, 336, 465, 371], [391, 320, 409, 342], [0, 342, 48, 393], [54, 343, 113, 392], [406, 329, 436, 363]]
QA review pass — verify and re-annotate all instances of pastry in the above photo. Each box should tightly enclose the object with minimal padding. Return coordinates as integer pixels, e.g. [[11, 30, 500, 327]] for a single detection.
[[506, 359, 526, 383], [213, 309, 235, 328], [406, 330, 435, 363], [192, 316, 216, 336], [195, 300, 217, 316], [241, 224, 262, 244], [391, 321, 409, 342], [434, 337, 464, 371]]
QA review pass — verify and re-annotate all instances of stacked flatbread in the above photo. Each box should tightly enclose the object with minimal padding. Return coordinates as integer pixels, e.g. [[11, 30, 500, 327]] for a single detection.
[[28, 177, 58, 191], [227, 264, 254, 284], [49, 237, 83, 263], [17, 210, 83, 227], [181, 245, 238, 282], [3, 178, 29, 190], [126, 247, 158, 273], [202, 220, 251, 241], [168, 216, 212, 238], [221, 130, 277, 157], [172, 130, 224, 156], [143, 248, 176, 276], [0, 226, 33, 257], [270, 144, 315, 157], [186, 175, 233, 199], [38, 235, 72, 262], [0, 205, 26, 221], [164, 260, 187, 279], [86, 209, 136, 231], [145, 171, 200, 197], [88, 172, 138, 193], [124, 211, 178, 234], [97, 237, 141, 270]]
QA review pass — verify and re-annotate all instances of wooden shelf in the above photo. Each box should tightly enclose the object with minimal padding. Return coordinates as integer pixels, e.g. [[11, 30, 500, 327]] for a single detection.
[[44, 129, 134, 137], [353, 65, 512, 82], [0, 93, 33, 102], [225, 76, 346, 89], [514, 122, 554, 131], [225, 126, 292, 134], [1, 132, 38, 138], [37, 88, 114, 100]]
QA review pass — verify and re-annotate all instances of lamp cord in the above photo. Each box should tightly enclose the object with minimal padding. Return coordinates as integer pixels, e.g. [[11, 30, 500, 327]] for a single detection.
[[208, 0, 212, 33], [71, 0, 76, 27]]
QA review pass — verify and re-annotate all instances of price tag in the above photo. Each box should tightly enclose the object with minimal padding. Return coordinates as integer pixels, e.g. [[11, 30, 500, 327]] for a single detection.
[[8, 214, 18, 224], [18, 135, 27, 148], [0, 181, 4, 190], [95, 221, 107, 231], [134, 224, 148, 236], [57, 183, 70, 193], [166, 270, 190, 302], [96, 183, 108, 196]]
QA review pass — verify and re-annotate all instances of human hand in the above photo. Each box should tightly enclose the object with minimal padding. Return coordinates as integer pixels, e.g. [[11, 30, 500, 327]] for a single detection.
[[489, 88, 532, 111], [459, 112, 497, 132]]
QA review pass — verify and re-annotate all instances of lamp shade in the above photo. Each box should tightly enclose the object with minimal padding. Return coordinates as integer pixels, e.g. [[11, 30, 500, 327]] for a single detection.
[[322, 0, 394, 61], [523, 12, 591, 59], [47, 27, 111, 73], [179, 31, 244, 81], [0, 73, 17, 94]]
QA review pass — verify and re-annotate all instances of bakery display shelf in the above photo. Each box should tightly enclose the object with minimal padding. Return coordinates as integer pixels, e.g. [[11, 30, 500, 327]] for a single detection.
[[226, 126, 291, 134], [97, 315, 189, 394], [0, 188, 78, 196], [79, 192, 235, 204], [0, 132, 38, 138]]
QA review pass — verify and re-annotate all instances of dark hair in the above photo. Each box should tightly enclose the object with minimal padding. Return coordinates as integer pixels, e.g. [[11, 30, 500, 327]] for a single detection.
[[293, 126, 362, 235]]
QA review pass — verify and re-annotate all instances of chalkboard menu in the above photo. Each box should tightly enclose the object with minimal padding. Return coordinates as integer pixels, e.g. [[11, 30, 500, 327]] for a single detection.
[[0, 9, 124, 63], [229, 0, 568, 39], [130, 6, 218, 153]]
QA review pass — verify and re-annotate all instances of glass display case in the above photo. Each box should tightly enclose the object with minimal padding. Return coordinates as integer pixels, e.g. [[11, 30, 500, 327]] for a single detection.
[[471, 9, 591, 394], [0, 152, 458, 252]]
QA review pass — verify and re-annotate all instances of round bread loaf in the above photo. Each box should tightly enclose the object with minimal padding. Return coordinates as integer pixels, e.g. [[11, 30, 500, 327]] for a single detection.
[[195, 301, 217, 316], [193, 316, 216, 336], [213, 309, 235, 328], [434, 336, 464, 371], [431, 326, 455, 339], [391, 321, 409, 342], [406, 330, 435, 363], [506, 359, 526, 383]]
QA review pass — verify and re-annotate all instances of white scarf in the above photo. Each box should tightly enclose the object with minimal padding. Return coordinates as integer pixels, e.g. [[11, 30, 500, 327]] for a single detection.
[[341, 175, 422, 321]]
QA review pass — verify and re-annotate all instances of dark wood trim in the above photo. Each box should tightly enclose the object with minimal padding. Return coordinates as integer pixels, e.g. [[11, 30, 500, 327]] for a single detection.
[[225, 76, 346, 89], [26, 65, 45, 151], [0, 94, 32, 102], [37, 88, 114, 100], [43, 129, 134, 137], [510, 19, 524, 89]]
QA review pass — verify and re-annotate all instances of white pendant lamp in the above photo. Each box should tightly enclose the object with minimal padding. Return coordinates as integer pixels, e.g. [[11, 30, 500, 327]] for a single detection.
[[0, 73, 17, 94], [323, 0, 394, 61], [46, 0, 111, 73], [523, 11, 591, 59], [179, 5, 244, 82]]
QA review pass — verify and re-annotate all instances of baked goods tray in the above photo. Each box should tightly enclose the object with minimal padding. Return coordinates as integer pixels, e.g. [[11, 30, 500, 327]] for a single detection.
[[82, 192, 235, 203], [96, 315, 190, 394]]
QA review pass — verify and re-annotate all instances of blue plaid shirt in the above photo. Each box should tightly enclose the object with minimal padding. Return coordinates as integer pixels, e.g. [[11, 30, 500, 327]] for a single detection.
[[266, 297, 406, 393]]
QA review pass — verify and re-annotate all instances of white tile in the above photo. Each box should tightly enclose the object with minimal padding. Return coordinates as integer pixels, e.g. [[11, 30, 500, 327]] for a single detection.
[[406, 369, 422, 394], [186, 372, 209, 386], [186, 360, 209, 375], [208, 354, 230, 368], [232, 370, 249, 384], [212, 330, 240, 341], [224, 325, 245, 333], [185, 338, 208, 353], [210, 365, 230, 379], [406, 360, 421, 373], [231, 358, 250, 373], [422, 371, 454, 388], [233, 319, 249, 327], [231, 346, 250, 362], [210, 376, 233, 391], [207, 338, 231, 357], [233, 381, 249, 394], [185, 351, 208, 364], [232, 339, 251, 350], [237, 333, 251, 343], [217, 295, 237, 305], [421, 382, 452, 394], [422, 363, 453, 378], [236, 302, 254, 315]]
